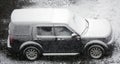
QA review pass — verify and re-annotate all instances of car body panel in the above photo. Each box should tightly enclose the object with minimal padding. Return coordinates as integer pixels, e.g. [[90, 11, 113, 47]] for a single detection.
[[81, 19, 112, 38], [33, 25, 82, 53]]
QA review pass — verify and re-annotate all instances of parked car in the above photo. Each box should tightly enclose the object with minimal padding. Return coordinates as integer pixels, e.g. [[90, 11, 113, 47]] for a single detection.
[[7, 8, 114, 60]]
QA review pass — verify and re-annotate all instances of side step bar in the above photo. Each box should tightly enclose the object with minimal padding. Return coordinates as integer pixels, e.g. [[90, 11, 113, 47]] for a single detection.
[[43, 53, 79, 56]]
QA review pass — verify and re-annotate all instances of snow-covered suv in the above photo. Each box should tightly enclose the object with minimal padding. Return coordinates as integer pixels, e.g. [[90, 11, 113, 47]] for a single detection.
[[7, 8, 114, 60]]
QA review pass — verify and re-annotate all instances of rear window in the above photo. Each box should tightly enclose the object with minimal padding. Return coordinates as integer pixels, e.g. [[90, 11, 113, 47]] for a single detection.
[[37, 26, 53, 36], [13, 25, 31, 35]]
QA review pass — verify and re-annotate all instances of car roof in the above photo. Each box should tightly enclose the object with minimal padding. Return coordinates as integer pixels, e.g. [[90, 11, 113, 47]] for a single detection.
[[11, 8, 74, 24]]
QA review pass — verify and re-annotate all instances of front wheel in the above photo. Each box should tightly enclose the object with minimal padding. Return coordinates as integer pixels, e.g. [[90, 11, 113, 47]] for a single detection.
[[23, 46, 40, 61], [87, 45, 104, 59]]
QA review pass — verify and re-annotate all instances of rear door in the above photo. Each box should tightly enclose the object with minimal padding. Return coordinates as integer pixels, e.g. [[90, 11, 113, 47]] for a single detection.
[[33, 25, 57, 53]]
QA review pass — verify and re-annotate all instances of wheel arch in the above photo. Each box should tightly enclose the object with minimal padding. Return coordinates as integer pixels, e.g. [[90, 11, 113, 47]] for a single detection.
[[83, 40, 108, 51], [19, 41, 43, 52]]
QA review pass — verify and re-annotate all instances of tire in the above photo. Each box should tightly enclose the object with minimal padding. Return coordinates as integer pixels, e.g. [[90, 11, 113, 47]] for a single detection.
[[87, 45, 104, 59], [23, 46, 41, 61]]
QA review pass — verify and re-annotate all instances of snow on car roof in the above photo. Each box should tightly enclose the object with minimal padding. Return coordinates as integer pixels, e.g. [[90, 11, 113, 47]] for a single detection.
[[11, 8, 74, 24]]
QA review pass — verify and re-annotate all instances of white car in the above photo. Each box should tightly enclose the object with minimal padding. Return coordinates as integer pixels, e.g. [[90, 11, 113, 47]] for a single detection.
[[7, 8, 114, 60]]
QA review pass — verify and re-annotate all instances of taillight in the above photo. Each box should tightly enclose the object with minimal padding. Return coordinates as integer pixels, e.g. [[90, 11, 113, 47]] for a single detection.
[[10, 36, 14, 45]]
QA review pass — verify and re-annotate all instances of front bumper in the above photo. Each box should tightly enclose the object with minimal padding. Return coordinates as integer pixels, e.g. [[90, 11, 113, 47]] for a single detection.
[[107, 32, 115, 49], [106, 34, 115, 55]]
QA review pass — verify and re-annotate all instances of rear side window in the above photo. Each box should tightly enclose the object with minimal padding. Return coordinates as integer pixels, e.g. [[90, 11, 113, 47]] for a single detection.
[[37, 26, 53, 36], [14, 25, 30, 35], [54, 26, 73, 36]]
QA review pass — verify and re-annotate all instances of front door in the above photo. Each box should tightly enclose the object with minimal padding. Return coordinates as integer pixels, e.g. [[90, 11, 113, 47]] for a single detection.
[[54, 26, 82, 53]]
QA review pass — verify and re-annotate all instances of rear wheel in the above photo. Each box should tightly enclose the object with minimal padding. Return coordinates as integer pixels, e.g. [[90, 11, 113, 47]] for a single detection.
[[87, 45, 104, 59], [23, 46, 41, 61]]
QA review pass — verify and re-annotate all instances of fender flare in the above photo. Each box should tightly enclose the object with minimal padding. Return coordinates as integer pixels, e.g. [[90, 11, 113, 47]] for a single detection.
[[19, 41, 43, 51], [84, 40, 108, 50]]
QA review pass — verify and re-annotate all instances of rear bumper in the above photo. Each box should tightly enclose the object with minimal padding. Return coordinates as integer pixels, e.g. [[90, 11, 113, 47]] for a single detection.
[[7, 47, 14, 54], [7, 47, 19, 54]]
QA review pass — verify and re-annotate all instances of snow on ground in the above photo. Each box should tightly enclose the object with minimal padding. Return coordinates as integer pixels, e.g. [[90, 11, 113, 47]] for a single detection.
[[1, 0, 120, 64]]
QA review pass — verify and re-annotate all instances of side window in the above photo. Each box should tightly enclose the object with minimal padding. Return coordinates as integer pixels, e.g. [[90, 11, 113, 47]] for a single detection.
[[37, 26, 53, 36], [54, 26, 73, 36], [14, 25, 30, 35]]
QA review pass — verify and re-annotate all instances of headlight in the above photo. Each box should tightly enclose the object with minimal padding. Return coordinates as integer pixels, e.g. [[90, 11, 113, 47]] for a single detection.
[[105, 34, 112, 43], [104, 31, 114, 44]]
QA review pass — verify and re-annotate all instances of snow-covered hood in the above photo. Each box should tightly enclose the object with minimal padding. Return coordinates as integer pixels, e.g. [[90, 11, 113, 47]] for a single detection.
[[81, 18, 112, 38]]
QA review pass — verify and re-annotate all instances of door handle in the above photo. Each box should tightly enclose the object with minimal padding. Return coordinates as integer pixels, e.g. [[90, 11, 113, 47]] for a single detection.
[[57, 38, 61, 40], [57, 38, 64, 40], [37, 38, 41, 40]]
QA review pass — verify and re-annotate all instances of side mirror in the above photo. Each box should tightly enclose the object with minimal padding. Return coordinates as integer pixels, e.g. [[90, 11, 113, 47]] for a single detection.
[[72, 33, 77, 38]]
